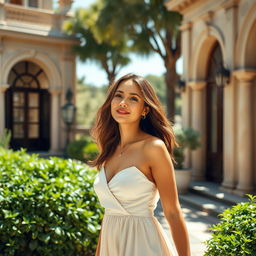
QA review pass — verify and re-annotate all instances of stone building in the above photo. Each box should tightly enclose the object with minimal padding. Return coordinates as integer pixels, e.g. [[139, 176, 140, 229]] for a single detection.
[[166, 0, 256, 195], [0, 0, 78, 153]]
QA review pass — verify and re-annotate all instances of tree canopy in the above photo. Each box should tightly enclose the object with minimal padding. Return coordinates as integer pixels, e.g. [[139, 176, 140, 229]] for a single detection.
[[96, 0, 182, 121], [63, 1, 131, 84]]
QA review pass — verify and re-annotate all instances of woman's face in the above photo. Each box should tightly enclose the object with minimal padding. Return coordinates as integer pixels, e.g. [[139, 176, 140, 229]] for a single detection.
[[111, 79, 148, 124]]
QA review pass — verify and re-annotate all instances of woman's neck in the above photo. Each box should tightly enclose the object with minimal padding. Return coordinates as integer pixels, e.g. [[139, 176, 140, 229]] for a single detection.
[[118, 123, 144, 147]]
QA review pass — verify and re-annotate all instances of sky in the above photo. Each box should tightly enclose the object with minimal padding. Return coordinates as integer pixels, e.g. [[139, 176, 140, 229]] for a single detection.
[[60, 0, 183, 87]]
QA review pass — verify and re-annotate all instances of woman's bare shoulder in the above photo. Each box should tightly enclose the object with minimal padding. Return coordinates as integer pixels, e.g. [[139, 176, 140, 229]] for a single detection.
[[143, 135, 165, 146], [142, 135, 166, 156]]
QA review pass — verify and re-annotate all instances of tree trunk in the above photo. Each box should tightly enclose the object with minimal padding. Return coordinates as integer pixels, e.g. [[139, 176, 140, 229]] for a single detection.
[[165, 66, 177, 123], [107, 72, 116, 85]]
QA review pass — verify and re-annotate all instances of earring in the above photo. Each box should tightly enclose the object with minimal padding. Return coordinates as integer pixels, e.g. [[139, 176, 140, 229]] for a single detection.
[[142, 114, 146, 119]]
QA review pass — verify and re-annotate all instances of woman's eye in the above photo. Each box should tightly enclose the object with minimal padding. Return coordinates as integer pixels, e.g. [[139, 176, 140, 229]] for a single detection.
[[130, 97, 138, 101], [114, 94, 122, 98]]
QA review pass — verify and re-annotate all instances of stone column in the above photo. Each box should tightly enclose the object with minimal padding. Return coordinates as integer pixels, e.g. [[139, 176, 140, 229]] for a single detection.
[[220, 74, 236, 192], [182, 85, 192, 168], [60, 47, 75, 150], [0, 84, 9, 137], [180, 22, 192, 168], [49, 88, 61, 153], [188, 81, 206, 180], [24, 0, 28, 7], [233, 70, 256, 195], [220, 3, 238, 192]]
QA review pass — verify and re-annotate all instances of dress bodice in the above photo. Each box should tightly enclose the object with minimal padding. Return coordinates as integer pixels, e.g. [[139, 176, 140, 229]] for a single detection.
[[93, 166, 160, 217]]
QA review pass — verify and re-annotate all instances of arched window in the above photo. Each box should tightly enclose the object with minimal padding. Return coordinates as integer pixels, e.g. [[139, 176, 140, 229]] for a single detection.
[[6, 61, 50, 151]]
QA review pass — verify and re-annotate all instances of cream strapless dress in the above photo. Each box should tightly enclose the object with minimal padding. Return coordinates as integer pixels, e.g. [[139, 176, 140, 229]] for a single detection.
[[93, 165, 177, 256]]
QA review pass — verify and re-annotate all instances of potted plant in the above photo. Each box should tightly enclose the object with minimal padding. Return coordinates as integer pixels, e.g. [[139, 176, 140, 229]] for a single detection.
[[173, 124, 201, 194]]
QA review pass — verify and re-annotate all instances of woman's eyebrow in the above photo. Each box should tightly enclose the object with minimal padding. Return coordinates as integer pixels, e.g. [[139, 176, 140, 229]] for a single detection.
[[116, 90, 141, 98]]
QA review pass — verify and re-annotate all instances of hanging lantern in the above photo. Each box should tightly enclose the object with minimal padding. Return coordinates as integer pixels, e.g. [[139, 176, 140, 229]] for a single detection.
[[216, 66, 230, 87]]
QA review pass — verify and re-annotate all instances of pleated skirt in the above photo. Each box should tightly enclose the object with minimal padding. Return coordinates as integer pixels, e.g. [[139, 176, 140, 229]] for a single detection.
[[99, 214, 176, 256]]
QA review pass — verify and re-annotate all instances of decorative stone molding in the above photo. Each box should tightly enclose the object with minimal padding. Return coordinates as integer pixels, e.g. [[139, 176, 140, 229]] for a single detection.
[[201, 11, 214, 23], [28, 49, 37, 58], [233, 69, 256, 82], [2, 50, 62, 88], [4, 3, 54, 26], [179, 22, 192, 31], [57, 0, 73, 14], [165, 0, 199, 13], [49, 88, 62, 95], [221, 0, 240, 10], [0, 84, 9, 92], [191, 26, 225, 79], [236, 4, 256, 67], [187, 81, 206, 90]]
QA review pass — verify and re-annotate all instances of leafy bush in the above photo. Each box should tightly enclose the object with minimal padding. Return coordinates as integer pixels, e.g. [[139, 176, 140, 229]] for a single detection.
[[83, 143, 98, 162], [67, 137, 98, 163], [204, 195, 256, 256], [67, 140, 88, 161], [0, 147, 104, 256], [0, 128, 11, 149]]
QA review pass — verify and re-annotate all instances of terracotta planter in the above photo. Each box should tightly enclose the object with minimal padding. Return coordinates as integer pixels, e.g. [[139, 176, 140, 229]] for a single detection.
[[174, 168, 192, 194]]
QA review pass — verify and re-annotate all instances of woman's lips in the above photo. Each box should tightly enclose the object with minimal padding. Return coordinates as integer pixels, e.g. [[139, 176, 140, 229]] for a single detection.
[[116, 109, 130, 115]]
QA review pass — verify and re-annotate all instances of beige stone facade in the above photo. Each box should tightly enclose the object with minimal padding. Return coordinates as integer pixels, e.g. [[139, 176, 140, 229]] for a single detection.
[[0, 0, 78, 153], [166, 0, 256, 195]]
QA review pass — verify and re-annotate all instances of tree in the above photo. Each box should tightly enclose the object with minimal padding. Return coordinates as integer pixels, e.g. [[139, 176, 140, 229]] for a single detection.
[[96, 0, 182, 122], [145, 74, 166, 108], [63, 1, 130, 84]]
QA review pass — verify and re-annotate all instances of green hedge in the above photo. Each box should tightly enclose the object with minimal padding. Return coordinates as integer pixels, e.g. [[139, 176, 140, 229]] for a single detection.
[[0, 147, 104, 256], [204, 195, 256, 255], [67, 137, 98, 163]]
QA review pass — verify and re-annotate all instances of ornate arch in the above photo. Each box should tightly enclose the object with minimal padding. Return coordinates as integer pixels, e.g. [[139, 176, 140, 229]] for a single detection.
[[191, 25, 225, 80], [2, 50, 62, 89], [236, 3, 256, 68]]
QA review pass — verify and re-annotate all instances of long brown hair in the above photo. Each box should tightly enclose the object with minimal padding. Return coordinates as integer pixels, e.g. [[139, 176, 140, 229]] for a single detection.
[[88, 73, 179, 170]]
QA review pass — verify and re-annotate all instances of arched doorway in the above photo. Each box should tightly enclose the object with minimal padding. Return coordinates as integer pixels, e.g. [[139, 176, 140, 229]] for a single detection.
[[5, 61, 50, 151], [205, 42, 224, 183]]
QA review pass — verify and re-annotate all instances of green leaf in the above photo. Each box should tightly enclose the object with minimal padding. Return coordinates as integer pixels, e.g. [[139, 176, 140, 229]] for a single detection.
[[29, 240, 38, 251]]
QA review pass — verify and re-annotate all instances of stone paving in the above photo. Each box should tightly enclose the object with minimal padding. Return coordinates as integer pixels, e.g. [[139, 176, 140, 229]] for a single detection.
[[155, 200, 219, 256]]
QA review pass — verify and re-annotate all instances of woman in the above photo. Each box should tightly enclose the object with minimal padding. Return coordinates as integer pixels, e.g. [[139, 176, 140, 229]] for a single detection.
[[89, 73, 191, 256]]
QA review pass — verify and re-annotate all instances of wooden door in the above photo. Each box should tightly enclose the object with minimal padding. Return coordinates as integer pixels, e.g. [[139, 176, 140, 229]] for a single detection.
[[5, 61, 50, 151], [205, 43, 224, 183]]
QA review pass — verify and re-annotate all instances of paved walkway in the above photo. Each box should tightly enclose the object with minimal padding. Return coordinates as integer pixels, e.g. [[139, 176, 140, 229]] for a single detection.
[[155, 201, 219, 256]]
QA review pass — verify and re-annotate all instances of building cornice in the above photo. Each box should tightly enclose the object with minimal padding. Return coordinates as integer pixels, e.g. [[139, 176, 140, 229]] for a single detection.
[[0, 28, 79, 46], [165, 0, 241, 15], [165, 0, 200, 13]]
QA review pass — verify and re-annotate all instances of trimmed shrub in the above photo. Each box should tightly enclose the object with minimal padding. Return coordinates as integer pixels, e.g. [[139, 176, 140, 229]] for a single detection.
[[66, 140, 88, 161], [0, 147, 104, 256], [67, 138, 99, 163], [204, 195, 256, 256], [82, 143, 98, 163]]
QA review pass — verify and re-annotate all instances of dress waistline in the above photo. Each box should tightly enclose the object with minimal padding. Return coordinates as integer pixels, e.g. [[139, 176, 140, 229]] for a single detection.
[[104, 208, 154, 217]]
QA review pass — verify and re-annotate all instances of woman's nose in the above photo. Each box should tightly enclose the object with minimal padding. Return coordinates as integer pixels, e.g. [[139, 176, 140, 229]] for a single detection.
[[119, 99, 127, 106]]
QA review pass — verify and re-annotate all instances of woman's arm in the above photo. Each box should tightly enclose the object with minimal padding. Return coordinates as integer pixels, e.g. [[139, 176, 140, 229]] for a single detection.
[[145, 139, 191, 256], [95, 228, 102, 256]]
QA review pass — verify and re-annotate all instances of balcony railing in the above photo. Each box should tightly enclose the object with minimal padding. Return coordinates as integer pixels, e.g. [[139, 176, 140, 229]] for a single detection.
[[0, 3, 69, 32]]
